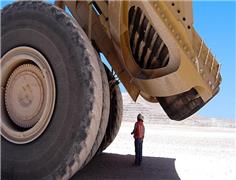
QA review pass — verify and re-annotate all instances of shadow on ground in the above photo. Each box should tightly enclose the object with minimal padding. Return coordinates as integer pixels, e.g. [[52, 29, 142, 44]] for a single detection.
[[72, 153, 180, 180]]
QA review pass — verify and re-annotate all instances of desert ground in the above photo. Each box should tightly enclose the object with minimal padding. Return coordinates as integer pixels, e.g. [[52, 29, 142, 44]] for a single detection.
[[72, 93, 236, 180]]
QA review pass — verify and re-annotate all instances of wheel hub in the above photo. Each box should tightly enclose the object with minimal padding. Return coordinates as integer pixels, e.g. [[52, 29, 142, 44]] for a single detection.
[[5, 64, 45, 128], [1, 47, 56, 144]]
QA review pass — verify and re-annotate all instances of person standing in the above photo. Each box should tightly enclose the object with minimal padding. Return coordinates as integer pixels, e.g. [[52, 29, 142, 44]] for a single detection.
[[131, 113, 145, 166]]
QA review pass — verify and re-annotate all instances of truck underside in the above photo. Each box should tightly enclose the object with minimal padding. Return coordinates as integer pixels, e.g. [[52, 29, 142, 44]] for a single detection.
[[62, 0, 221, 119], [1, 1, 221, 179]]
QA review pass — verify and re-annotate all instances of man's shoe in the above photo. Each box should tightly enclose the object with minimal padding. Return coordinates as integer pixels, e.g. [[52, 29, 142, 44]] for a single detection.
[[132, 163, 138, 166]]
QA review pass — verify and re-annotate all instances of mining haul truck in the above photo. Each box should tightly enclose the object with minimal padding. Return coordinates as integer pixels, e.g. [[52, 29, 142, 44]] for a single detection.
[[1, 1, 221, 179]]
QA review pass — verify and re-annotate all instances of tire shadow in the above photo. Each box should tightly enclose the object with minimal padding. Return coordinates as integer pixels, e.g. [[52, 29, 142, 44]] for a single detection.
[[72, 153, 180, 180]]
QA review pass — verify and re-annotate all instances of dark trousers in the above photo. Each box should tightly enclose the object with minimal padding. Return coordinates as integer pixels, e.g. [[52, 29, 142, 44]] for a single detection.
[[134, 138, 143, 165]]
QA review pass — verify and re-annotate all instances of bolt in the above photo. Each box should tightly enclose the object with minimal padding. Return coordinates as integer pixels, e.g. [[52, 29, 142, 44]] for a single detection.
[[154, 3, 158, 8], [176, 34, 180, 40]]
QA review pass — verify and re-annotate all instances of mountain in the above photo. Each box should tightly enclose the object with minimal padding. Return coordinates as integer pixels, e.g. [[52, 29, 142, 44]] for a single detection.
[[122, 93, 235, 128]]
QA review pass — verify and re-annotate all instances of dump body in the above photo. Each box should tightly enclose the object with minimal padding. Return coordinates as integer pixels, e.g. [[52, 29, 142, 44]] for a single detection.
[[59, 0, 221, 120]]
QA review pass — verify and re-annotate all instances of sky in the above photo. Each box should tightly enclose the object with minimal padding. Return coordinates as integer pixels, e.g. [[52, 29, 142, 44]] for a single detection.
[[192, 1, 236, 120], [1, 1, 235, 120]]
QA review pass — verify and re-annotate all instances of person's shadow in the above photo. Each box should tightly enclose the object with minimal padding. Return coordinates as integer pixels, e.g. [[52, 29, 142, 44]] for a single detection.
[[72, 153, 181, 180]]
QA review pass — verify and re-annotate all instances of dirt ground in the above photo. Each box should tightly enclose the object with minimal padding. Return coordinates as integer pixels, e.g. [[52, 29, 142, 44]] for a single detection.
[[72, 122, 236, 180]]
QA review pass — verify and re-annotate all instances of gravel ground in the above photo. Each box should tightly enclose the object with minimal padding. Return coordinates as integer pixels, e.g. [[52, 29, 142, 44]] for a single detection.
[[72, 121, 236, 180]]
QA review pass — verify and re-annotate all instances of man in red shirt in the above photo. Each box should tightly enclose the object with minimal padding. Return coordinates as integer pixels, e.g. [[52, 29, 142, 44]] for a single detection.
[[131, 113, 145, 166]]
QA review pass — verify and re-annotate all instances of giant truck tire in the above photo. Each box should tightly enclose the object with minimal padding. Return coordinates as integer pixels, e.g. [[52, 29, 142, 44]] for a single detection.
[[98, 66, 123, 152], [1, 2, 103, 179], [82, 59, 110, 167]]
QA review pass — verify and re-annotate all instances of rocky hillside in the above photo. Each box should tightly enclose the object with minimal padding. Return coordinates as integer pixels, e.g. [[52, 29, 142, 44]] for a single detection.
[[122, 93, 235, 128]]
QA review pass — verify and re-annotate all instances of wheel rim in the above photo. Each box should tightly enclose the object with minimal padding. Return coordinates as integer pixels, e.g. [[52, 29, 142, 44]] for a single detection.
[[1, 47, 56, 144]]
